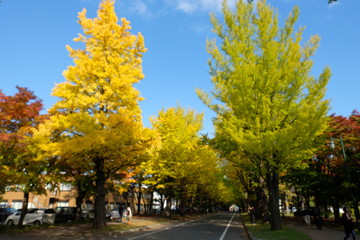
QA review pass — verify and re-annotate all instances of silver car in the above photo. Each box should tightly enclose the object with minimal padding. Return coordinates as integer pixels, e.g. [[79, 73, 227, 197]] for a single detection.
[[106, 209, 120, 221], [5, 208, 56, 226], [6, 209, 43, 226], [81, 208, 95, 221], [41, 208, 56, 224]]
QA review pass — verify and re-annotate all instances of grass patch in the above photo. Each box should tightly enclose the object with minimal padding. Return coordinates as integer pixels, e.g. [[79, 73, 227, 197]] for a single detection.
[[0, 224, 50, 234], [246, 223, 313, 240], [242, 214, 313, 240]]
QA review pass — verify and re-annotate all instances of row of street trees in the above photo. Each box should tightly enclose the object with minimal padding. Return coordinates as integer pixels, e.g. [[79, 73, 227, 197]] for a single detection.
[[0, 0, 356, 232], [0, 0, 232, 229]]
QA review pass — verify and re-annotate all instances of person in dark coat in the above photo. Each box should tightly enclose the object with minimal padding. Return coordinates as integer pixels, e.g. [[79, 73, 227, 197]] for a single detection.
[[118, 204, 124, 223], [342, 207, 357, 240], [314, 209, 322, 230], [249, 206, 255, 224]]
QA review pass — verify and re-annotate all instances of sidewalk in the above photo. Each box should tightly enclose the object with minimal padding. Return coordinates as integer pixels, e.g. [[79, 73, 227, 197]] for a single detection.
[[285, 222, 358, 240], [244, 216, 359, 240]]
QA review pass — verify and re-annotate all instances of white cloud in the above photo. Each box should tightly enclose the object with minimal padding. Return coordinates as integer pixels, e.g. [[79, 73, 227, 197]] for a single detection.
[[328, 1, 340, 8], [176, 1, 198, 13], [130, 0, 150, 15], [173, 0, 238, 14], [173, 0, 221, 13], [122, 0, 238, 18], [133, 1, 147, 13], [199, 0, 222, 11]]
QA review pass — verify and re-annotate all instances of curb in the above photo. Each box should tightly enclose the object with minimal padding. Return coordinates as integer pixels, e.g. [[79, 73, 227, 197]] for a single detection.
[[239, 215, 262, 240]]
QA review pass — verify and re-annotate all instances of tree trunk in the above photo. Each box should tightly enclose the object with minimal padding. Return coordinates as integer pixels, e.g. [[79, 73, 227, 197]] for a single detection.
[[333, 200, 340, 223], [76, 194, 83, 221], [75, 181, 87, 221], [93, 157, 106, 229], [160, 194, 164, 212], [148, 190, 154, 214], [254, 182, 267, 222], [260, 187, 269, 222], [18, 192, 29, 226], [137, 182, 142, 215], [267, 169, 281, 231]]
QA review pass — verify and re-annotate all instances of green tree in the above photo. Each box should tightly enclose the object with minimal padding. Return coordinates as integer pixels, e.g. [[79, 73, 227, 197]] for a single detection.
[[32, 0, 151, 229], [198, 0, 330, 230]]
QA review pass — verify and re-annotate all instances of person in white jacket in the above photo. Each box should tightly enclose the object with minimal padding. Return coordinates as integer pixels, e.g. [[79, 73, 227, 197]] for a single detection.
[[125, 204, 132, 223]]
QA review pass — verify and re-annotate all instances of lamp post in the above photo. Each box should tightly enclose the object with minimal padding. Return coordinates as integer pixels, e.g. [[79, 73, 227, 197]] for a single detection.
[[330, 135, 359, 231]]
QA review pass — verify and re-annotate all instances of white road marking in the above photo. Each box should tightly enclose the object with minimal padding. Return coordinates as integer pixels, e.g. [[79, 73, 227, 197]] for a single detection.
[[219, 213, 236, 240]]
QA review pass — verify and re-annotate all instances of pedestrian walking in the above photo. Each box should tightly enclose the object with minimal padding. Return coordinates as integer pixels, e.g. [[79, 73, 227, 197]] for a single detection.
[[342, 207, 357, 240], [303, 209, 311, 226], [314, 209, 322, 230], [118, 204, 124, 223], [125, 204, 132, 223], [249, 206, 255, 224]]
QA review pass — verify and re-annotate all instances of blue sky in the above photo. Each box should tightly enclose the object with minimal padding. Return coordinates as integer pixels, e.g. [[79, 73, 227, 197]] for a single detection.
[[0, 0, 359, 135]]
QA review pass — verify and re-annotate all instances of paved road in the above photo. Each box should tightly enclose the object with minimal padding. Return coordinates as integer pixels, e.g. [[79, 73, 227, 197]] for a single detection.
[[0, 213, 249, 240], [122, 212, 249, 240]]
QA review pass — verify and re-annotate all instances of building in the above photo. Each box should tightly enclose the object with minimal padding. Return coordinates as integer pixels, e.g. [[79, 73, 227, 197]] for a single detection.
[[1, 184, 77, 209], [1, 184, 155, 213]]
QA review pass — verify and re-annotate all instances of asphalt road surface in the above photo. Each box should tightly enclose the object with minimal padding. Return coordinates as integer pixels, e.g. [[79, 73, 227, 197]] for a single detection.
[[123, 212, 249, 240], [0, 212, 249, 240]]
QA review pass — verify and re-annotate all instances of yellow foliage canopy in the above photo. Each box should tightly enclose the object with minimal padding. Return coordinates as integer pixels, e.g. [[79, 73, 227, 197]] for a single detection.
[[33, 0, 151, 178]]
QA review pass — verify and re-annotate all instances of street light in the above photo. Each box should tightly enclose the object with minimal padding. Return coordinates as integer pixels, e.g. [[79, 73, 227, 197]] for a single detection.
[[330, 135, 359, 231]]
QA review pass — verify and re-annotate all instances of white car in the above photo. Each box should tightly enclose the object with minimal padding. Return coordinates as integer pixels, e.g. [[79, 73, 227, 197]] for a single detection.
[[5, 208, 55, 226], [41, 208, 56, 224]]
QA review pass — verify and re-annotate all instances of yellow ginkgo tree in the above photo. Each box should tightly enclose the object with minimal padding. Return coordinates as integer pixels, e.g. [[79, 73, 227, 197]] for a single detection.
[[198, 0, 331, 230], [32, 0, 150, 229], [149, 106, 225, 213]]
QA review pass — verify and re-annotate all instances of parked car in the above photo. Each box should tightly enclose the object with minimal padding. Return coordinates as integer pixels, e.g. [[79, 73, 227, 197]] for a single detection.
[[55, 207, 77, 223], [5, 208, 44, 226], [294, 209, 315, 217], [106, 209, 120, 221], [41, 208, 56, 224], [81, 208, 95, 221], [0, 206, 17, 224]]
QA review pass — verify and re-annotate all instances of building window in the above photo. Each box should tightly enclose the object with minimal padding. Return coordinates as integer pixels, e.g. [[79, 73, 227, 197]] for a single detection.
[[28, 202, 36, 208], [60, 183, 72, 191], [12, 200, 23, 210], [4, 185, 24, 192], [49, 198, 59, 208], [14, 185, 24, 192], [57, 201, 69, 207]]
